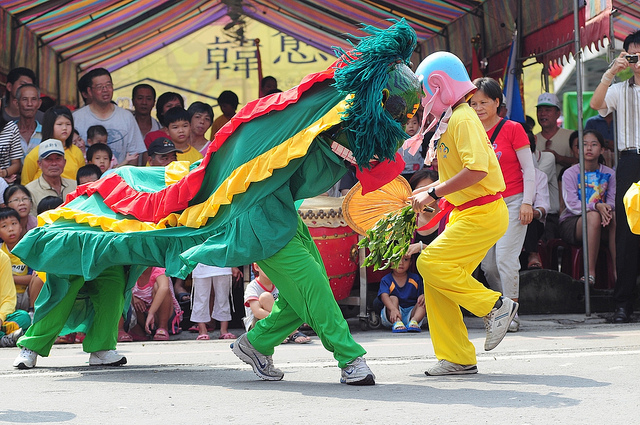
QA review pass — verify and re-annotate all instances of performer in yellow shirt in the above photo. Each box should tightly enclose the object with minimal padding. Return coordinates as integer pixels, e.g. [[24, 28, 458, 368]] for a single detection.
[[408, 52, 518, 376]]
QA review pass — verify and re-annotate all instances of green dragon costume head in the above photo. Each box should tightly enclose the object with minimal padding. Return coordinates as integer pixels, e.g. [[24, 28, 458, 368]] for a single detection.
[[332, 19, 422, 169]]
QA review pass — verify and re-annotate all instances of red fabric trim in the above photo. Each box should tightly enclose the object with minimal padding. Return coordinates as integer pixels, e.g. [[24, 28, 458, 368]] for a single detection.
[[65, 66, 338, 223], [356, 152, 405, 195], [417, 193, 503, 231]]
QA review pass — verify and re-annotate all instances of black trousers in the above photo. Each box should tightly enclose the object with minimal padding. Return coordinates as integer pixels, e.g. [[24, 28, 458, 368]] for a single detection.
[[614, 151, 640, 310]]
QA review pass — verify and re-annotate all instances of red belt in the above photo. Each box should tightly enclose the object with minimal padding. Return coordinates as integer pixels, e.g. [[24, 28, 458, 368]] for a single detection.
[[417, 193, 503, 231]]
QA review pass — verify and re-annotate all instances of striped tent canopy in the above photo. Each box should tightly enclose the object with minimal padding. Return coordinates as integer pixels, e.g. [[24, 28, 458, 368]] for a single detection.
[[2, 0, 639, 104]]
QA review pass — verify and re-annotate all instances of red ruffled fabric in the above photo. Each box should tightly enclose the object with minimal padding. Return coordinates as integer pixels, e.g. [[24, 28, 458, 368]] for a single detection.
[[65, 67, 337, 224]]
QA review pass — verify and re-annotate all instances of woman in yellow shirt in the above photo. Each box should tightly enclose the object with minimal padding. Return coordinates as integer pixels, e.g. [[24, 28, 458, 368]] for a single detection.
[[21, 106, 85, 184]]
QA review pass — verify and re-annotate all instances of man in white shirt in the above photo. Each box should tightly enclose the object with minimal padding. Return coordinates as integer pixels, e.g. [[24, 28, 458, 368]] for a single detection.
[[73, 68, 146, 166], [590, 29, 640, 323]]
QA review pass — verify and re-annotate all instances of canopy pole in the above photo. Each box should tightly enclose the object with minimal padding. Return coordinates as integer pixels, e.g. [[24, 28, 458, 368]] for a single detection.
[[574, 0, 590, 316]]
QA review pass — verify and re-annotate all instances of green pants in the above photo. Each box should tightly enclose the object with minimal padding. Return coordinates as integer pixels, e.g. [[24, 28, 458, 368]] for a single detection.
[[249, 217, 365, 368], [18, 266, 125, 356]]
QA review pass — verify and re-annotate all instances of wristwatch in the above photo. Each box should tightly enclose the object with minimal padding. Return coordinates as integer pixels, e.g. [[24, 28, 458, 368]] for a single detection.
[[427, 186, 440, 201]]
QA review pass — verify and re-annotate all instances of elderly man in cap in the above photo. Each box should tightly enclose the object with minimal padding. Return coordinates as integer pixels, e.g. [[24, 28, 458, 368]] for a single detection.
[[534, 93, 577, 176], [24, 139, 77, 215], [147, 137, 182, 167]]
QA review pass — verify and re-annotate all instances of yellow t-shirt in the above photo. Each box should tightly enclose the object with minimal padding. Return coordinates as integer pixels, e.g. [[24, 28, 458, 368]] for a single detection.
[[176, 145, 204, 164], [21, 144, 86, 184], [437, 103, 505, 206], [1, 243, 28, 294]]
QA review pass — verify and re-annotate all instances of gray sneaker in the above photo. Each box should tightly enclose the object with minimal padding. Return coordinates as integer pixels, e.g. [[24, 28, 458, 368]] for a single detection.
[[13, 347, 37, 369], [425, 359, 478, 376], [1, 328, 24, 348], [484, 296, 518, 351], [231, 333, 284, 381], [89, 350, 127, 366], [340, 357, 376, 385]]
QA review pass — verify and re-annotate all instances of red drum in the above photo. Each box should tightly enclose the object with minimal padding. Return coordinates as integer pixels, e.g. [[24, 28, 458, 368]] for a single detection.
[[298, 196, 358, 300]]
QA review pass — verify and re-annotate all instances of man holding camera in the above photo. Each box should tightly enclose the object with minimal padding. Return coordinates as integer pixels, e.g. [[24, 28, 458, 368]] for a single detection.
[[590, 30, 640, 323]]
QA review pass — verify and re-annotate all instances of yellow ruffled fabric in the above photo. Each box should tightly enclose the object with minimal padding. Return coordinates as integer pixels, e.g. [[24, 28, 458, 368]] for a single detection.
[[165, 161, 192, 186], [624, 182, 640, 234], [38, 101, 346, 233]]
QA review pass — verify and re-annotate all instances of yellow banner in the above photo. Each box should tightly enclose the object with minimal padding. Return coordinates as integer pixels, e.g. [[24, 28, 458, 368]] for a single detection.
[[111, 18, 335, 118]]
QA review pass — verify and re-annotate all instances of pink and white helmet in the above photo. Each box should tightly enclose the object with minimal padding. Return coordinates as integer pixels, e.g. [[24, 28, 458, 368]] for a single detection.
[[415, 51, 476, 118], [403, 51, 476, 165]]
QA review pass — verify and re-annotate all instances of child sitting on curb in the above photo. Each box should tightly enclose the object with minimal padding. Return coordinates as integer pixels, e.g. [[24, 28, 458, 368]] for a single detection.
[[375, 255, 426, 333], [243, 264, 310, 344]]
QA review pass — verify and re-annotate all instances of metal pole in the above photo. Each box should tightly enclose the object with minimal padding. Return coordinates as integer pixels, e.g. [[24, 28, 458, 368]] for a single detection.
[[574, 0, 590, 315], [609, 9, 619, 169]]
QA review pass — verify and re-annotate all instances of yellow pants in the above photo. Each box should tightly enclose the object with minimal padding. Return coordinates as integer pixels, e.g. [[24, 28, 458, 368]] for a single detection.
[[417, 199, 508, 365]]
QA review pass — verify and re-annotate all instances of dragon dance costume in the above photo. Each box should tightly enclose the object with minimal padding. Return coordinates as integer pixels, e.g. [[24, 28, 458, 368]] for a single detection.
[[14, 20, 421, 366]]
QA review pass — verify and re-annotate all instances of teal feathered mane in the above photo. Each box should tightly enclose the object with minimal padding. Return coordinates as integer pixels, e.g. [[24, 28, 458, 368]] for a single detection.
[[333, 19, 417, 169]]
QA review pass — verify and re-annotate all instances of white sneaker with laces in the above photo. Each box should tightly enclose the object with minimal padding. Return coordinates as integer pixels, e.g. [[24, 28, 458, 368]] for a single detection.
[[484, 296, 518, 351], [13, 347, 37, 369], [89, 350, 127, 366], [425, 359, 478, 376], [231, 333, 284, 381], [340, 357, 376, 385]]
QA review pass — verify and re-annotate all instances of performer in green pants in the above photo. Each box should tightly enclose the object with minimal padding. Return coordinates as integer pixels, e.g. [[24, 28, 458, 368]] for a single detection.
[[14, 266, 127, 368], [248, 216, 366, 368]]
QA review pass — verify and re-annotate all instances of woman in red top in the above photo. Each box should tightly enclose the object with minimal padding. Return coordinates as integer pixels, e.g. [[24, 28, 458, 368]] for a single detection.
[[469, 77, 535, 332]]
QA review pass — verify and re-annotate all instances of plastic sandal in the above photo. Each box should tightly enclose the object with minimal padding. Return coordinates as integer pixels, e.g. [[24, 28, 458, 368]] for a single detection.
[[580, 275, 596, 286], [153, 328, 170, 341], [117, 330, 133, 343], [407, 320, 422, 333], [219, 332, 237, 340], [392, 321, 408, 333], [289, 331, 311, 344], [196, 334, 210, 340]]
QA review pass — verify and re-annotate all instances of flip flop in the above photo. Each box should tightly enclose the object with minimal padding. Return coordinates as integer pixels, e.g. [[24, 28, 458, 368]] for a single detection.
[[407, 320, 422, 333], [288, 330, 311, 344], [219, 332, 237, 340], [392, 321, 408, 333], [188, 325, 199, 333], [176, 292, 191, 303], [117, 330, 133, 343], [153, 328, 170, 341], [196, 334, 210, 340], [580, 275, 596, 286]]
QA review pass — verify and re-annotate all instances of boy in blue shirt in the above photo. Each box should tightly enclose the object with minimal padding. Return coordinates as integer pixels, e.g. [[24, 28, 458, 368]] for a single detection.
[[377, 255, 426, 333]]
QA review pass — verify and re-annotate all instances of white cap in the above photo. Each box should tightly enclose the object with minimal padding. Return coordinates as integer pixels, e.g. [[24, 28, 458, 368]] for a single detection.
[[536, 92, 560, 109], [38, 139, 65, 159]]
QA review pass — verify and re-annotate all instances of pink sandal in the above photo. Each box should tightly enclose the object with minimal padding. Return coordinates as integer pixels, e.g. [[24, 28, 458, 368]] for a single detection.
[[219, 332, 236, 340], [153, 328, 170, 341], [196, 334, 210, 340]]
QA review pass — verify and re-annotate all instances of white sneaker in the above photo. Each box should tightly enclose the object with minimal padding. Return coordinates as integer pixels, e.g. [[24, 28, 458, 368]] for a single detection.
[[340, 357, 376, 385], [425, 359, 478, 376], [13, 347, 37, 369], [484, 296, 518, 351], [89, 350, 127, 366], [231, 333, 284, 381], [508, 313, 520, 332]]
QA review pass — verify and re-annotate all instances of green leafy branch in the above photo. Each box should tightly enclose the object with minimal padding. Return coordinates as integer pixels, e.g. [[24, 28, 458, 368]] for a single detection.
[[358, 204, 416, 271]]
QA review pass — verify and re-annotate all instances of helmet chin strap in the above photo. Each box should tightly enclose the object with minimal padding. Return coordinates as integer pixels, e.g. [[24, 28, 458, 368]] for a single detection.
[[424, 106, 452, 166], [402, 87, 438, 155], [402, 86, 453, 166]]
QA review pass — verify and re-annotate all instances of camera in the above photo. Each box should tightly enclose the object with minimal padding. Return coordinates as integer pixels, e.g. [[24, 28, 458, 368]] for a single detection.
[[626, 54, 639, 63]]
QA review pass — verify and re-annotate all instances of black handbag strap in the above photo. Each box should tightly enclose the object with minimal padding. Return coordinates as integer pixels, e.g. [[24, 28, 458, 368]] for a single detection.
[[490, 118, 507, 144]]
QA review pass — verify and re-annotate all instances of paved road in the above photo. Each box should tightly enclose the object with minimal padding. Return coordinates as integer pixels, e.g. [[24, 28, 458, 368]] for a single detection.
[[0, 314, 638, 424]]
